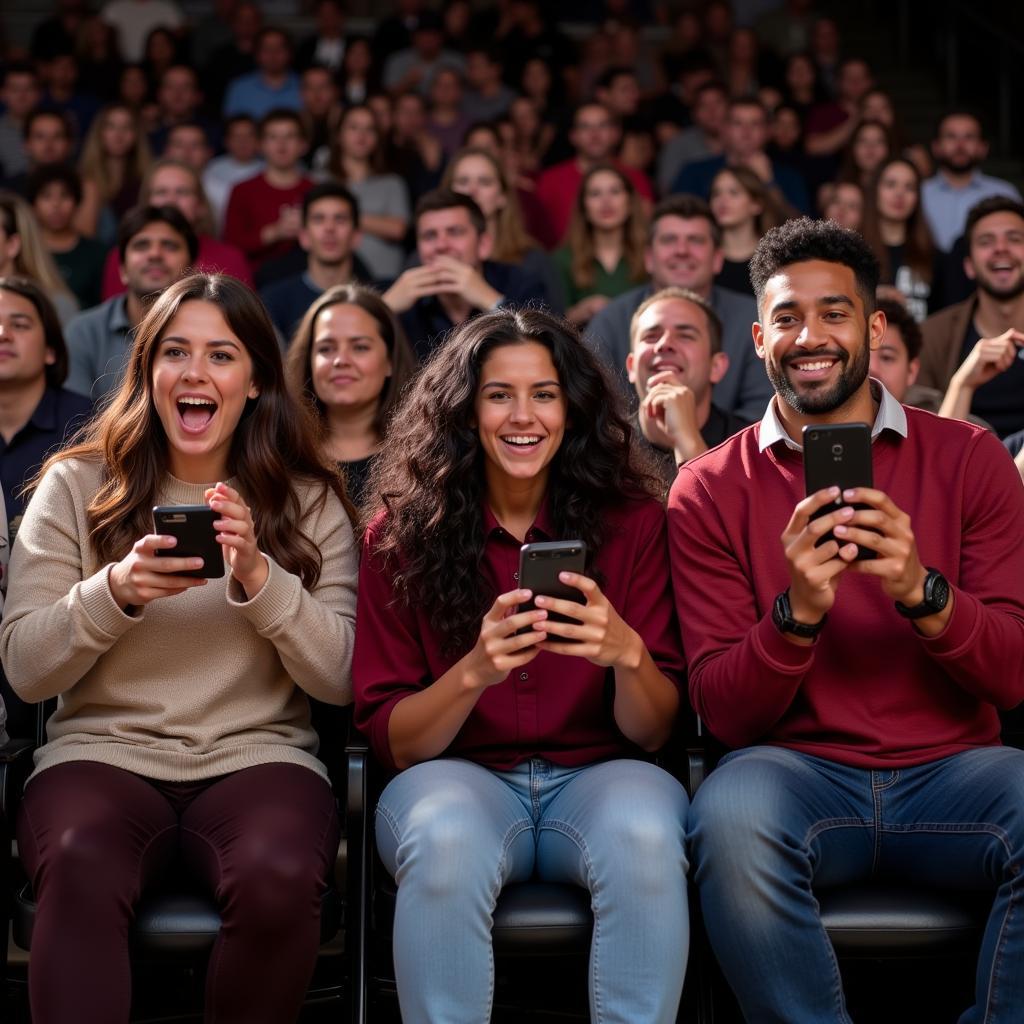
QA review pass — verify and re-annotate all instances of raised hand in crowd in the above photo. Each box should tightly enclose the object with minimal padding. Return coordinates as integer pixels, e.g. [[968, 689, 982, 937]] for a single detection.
[[939, 328, 1024, 422]]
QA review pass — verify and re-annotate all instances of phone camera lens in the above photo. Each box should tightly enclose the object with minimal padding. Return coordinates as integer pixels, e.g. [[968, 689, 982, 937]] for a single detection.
[[529, 552, 537, 559], [831, 444, 844, 456], [809, 432, 819, 442]]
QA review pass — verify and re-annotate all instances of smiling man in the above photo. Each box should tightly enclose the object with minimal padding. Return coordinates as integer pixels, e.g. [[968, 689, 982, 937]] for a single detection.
[[65, 205, 197, 403], [627, 286, 751, 478], [670, 217, 1024, 1023], [918, 196, 1024, 437], [586, 195, 773, 423]]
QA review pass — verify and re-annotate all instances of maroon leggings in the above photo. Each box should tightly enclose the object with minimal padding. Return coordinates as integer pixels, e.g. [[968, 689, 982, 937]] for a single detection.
[[17, 760, 340, 1024]]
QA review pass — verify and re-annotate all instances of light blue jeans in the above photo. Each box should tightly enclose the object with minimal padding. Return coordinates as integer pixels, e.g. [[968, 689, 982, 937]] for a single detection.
[[689, 745, 1024, 1024], [376, 756, 690, 1024]]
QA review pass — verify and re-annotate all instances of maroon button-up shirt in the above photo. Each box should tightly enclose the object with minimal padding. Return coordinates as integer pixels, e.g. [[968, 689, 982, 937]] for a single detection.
[[353, 495, 685, 773]]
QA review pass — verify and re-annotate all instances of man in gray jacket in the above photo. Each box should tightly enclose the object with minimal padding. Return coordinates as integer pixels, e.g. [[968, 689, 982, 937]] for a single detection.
[[585, 195, 772, 423], [64, 205, 197, 405]]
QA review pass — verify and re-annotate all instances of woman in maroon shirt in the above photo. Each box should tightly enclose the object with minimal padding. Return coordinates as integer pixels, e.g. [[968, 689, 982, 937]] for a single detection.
[[353, 308, 690, 1023]]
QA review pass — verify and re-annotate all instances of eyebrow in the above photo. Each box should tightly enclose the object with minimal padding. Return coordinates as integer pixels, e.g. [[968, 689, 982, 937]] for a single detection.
[[769, 295, 855, 317], [160, 336, 242, 349], [480, 379, 561, 389]]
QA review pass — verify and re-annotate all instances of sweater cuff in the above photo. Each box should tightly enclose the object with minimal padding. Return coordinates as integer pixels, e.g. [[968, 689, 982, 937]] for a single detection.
[[751, 611, 817, 673], [226, 553, 297, 631], [917, 585, 980, 656], [79, 564, 145, 636]]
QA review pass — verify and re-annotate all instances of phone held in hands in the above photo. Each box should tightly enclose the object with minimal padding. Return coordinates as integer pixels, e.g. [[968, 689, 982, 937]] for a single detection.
[[516, 540, 587, 642], [802, 423, 876, 561], [152, 505, 225, 579]]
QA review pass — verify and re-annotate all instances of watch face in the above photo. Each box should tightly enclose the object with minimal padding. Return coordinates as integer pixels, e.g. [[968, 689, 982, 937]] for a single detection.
[[930, 575, 950, 608]]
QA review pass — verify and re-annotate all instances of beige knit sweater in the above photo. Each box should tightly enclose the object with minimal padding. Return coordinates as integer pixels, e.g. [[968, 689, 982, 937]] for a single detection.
[[0, 458, 358, 783]]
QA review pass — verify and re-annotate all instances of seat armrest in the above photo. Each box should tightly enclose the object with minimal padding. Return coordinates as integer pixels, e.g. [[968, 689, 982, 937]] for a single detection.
[[686, 747, 706, 796], [0, 738, 36, 820]]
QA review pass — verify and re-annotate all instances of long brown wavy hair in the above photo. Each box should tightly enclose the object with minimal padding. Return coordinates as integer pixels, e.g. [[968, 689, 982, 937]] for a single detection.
[[860, 157, 934, 285], [367, 307, 663, 655], [41, 273, 353, 588], [565, 163, 647, 292]]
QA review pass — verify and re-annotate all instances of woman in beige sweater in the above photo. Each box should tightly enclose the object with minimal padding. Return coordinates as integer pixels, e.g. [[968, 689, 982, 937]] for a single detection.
[[0, 273, 358, 1023]]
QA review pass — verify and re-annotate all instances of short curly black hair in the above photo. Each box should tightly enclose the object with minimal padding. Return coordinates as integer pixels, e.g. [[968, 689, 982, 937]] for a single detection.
[[750, 217, 880, 316]]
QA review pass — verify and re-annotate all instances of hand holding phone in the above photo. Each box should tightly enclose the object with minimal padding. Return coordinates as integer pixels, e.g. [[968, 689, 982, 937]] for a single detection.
[[109, 530, 212, 610]]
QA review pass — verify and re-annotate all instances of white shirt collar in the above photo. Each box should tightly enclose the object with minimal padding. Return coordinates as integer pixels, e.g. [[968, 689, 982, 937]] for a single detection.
[[757, 379, 908, 453]]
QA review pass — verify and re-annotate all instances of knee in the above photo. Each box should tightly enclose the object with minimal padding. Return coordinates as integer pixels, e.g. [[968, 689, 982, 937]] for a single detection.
[[597, 809, 689, 895], [223, 837, 329, 927], [390, 800, 504, 903], [32, 820, 139, 906]]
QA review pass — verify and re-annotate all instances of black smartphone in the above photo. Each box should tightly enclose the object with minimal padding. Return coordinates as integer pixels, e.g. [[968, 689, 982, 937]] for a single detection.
[[152, 505, 226, 579], [516, 540, 587, 642], [802, 423, 876, 561]]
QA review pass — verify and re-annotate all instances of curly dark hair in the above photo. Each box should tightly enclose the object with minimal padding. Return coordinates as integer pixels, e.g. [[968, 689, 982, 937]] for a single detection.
[[366, 307, 663, 655], [750, 216, 880, 315]]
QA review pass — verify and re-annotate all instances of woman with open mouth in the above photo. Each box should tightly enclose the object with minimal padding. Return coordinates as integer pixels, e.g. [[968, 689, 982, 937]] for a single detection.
[[354, 307, 690, 1023], [1, 272, 358, 1023]]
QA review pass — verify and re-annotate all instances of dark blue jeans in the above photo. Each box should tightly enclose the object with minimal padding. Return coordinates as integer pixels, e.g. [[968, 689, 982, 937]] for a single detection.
[[688, 744, 1024, 1024]]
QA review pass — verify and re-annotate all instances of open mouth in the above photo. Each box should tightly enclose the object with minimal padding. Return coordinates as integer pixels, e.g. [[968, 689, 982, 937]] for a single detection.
[[500, 434, 543, 453], [176, 395, 218, 433]]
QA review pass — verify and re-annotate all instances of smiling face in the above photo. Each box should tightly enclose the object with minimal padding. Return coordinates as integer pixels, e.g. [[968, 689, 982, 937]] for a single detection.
[[627, 296, 727, 408], [967, 210, 1024, 301], [120, 220, 192, 301], [0, 288, 55, 389], [150, 299, 259, 482], [474, 340, 566, 491], [753, 259, 884, 417], [645, 214, 722, 293], [311, 302, 392, 415]]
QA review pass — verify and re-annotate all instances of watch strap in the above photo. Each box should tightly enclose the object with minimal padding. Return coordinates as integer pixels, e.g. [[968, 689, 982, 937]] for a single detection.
[[772, 589, 827, 639]]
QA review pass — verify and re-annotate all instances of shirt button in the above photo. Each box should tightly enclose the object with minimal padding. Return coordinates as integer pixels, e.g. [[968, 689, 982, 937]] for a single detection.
[[513, 572, 519, 581], [519, 672, 529, 681]]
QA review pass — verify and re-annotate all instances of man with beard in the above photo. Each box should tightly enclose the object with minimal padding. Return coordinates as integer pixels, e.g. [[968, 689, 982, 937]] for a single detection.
[[64, 205, 197, 403], [918, 196, 1024, 437], [586, 195, 773, 423], [921, 112, 1021, 254], [670, 217, 1024, 1023]]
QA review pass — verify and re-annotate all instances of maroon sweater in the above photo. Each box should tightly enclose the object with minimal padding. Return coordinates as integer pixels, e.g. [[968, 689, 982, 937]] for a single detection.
[[353, 496, 685, 774], [668, 408, 1024, 768], [222, 173, 313, 271]]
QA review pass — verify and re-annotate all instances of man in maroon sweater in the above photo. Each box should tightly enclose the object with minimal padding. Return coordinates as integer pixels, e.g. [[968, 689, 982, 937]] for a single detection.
[[222, 108, 312, 273], [670, 218, 1024, 1023]]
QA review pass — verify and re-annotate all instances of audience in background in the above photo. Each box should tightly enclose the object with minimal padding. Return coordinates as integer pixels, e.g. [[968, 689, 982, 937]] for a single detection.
[[29, 165, 107, 310], [919, 196, 1024, 437], [100, 159, 251, 297], [285, 283, 416, 508], [922, 111, 1022, 254], [861, 157, 936, 321], [709, 164, 785, 296], [65, 204, 196, 403], [201, 114, 264, 234], [554, 164, 647, 326], [0, 276, 92, 535], [75, 102, 151, 245], [0, 192, 79, 325], [261, 183, 371, 341], [223, 109, 312, 272], [322, 104, 410, 281], [383, 189, 545, 362]]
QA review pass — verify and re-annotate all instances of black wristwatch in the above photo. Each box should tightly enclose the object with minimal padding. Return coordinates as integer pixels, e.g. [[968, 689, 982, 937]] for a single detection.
[[895, 568, 951, 619], [772, 589, 827, 639]]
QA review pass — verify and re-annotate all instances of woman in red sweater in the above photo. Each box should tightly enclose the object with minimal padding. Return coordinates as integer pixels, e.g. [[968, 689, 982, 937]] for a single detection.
[[353, 307, 689, 1023]]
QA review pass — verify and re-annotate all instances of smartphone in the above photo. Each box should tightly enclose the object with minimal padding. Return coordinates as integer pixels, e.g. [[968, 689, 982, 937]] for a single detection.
[[516, 540, 587, 642], [802, 423, 876, 561], [152, 505, 225, 578]]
